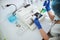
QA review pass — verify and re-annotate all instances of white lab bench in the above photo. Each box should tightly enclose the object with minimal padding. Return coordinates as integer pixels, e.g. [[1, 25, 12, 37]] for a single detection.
[[0, 5, 52, 40], [0, 15, 52, 40]]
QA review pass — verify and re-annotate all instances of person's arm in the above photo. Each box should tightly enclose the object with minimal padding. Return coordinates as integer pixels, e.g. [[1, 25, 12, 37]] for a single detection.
[[33, 17, 49, 40], [48, 11, 55, 21], [39, 29, 49, 40], [43, 0, 55, 21]]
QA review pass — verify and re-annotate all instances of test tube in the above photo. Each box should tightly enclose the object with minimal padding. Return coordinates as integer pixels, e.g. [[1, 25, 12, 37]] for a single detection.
[[40, 8, 46, 13]]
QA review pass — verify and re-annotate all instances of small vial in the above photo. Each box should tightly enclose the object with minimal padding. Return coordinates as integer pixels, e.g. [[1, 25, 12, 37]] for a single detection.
[[41, 8, 46, 13]]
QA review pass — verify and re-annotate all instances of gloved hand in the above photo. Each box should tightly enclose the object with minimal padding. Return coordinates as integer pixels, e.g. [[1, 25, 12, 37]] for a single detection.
[[43, 0, 51, 12], [34, 17, 42, 29]]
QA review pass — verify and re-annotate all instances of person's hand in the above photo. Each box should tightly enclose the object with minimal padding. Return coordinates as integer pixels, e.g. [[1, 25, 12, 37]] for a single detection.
[[34, 17, 42, 29], [43, 0, 51, 12]]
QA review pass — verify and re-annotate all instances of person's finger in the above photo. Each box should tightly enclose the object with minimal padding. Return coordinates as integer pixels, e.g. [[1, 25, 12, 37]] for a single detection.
[[43, 1, 47, 6], [48, 0, 50, 4]]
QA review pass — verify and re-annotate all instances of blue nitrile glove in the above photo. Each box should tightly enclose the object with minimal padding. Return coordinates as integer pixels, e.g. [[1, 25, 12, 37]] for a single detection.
[[34, 17, 42, 29], [43, 0, 51, 11]]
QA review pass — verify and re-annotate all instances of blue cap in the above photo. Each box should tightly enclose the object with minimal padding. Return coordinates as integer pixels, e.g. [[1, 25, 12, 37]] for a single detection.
[[52, 0, 60, 16]]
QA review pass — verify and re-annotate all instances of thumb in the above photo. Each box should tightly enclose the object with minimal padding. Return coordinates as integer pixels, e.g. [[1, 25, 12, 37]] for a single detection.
[[48, 0, 50, 5], [43, 1, 47, 6]]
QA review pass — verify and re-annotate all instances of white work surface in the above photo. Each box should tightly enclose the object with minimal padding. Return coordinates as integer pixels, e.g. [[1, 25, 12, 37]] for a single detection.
[[0, 15, 52, 40], [0, 6, 52, 40]]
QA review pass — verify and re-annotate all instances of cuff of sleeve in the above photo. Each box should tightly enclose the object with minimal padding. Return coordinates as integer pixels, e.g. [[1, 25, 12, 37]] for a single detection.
[[46, 7, 51, 12], [38, 25, 42, 29]]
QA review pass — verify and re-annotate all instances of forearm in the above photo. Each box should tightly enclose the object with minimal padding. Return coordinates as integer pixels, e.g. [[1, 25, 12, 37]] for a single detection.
[[43, 0, 55, 21], [47, 10, 55, 21], [39, 29, 49, 40]]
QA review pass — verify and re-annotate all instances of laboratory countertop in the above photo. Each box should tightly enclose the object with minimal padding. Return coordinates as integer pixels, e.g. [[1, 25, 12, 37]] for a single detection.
[[0, 5, 52, 40], [0, 15, 52, 40]]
